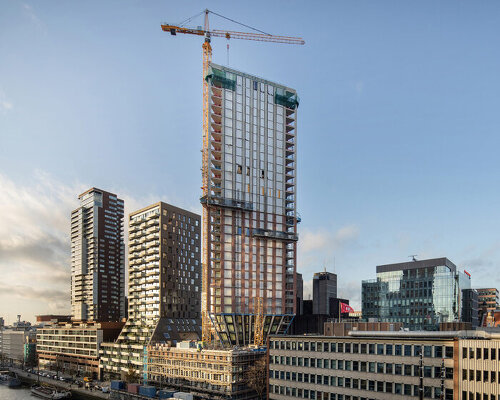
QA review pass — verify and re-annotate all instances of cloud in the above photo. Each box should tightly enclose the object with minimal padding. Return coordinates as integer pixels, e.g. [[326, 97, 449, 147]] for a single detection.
[[338, 280, 362, 310], [0, 172, 85, 321], [21, 3, 46, 34], [299, 224, 360, 254], [0, 171, 196, 323], [0, 91, 13, 112], [23, 3, 40, 24], [0, 283, 69, 313]]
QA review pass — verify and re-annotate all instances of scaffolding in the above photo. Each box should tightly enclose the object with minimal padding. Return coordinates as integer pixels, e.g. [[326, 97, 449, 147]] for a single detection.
[[147, 343, 265, 400]]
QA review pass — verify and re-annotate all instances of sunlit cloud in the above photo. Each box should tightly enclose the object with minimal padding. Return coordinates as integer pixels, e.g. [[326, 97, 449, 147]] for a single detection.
[[0, 171, 178, 323]]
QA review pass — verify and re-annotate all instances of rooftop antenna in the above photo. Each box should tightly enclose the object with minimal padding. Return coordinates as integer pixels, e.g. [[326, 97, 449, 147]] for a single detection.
[[409, 255, 418, 262]]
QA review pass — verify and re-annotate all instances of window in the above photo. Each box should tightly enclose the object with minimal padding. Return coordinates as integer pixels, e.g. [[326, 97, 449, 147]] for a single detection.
[[445, 346, 454, 358], [463, 347, 467, 358], [395, 345, 402, 356]]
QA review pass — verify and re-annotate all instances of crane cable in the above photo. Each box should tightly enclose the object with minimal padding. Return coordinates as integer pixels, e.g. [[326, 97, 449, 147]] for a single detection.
[[178, 9, 272, 36], [207, 9, 272, 35]]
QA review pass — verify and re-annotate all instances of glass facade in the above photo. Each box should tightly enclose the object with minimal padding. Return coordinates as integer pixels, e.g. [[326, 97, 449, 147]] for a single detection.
[[362, 258, 471, 330], [202, 63, 298, 346]]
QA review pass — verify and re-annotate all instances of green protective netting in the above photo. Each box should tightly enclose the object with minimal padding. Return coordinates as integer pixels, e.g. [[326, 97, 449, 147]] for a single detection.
[[275, 87, 299, 109], [205, 66, 236, 91]]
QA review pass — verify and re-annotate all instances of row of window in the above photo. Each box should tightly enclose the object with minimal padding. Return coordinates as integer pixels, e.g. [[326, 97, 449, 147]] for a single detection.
[[269, 382, 452, 400], [463, 347, 499, 360], [270, 340, 453, 359], [463, 393, 500, 400], [270, 362, 452, 380], [463, 368, 500, 383]]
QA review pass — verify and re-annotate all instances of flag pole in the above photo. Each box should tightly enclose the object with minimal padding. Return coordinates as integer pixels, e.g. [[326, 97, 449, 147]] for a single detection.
[[339, 300, 341, 323]]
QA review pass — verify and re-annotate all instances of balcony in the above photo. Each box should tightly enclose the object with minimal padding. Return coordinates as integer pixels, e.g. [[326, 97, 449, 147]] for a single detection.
[[251, 228, 298, 242], [200, 196, 253, 211]]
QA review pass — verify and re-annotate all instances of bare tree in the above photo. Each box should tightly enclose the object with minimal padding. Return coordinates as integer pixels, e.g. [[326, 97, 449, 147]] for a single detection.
[[124, 366, 139, 383], [244, 357, 267, 400]]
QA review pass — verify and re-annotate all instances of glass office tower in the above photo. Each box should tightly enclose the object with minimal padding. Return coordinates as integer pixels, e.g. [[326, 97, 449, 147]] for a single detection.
[[362, 257, 471, 330], [201, 63, 299, 346]]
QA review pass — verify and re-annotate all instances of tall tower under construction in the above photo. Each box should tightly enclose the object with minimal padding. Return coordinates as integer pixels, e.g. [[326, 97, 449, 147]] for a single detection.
[[202, 63, 299, 346]]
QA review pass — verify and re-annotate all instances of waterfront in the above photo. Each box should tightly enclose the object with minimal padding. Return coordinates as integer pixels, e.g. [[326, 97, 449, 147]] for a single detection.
[[0, 384, 32, 399]]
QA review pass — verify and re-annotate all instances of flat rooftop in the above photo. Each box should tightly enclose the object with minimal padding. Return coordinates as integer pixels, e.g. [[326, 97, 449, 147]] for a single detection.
[[376, 257, 457, 274]]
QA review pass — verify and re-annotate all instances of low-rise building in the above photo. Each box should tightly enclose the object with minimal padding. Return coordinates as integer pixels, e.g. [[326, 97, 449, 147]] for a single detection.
[[323, 321, 404, 336], [0, 329, 36, 366], [36, 321, 123, 379], [268, 330, 500, 400], [147, 342, 265, 400]]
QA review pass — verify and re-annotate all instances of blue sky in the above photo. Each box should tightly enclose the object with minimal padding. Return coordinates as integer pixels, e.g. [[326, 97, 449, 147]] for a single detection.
[[1, 0, 500, 323]]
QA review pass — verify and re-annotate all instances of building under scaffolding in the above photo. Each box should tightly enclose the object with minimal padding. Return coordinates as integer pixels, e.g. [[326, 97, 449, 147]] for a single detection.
[[147, 342, 265, 400]]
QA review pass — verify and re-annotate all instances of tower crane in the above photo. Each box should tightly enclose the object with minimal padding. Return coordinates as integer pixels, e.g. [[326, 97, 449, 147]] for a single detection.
[[161, 9, 304, 345]]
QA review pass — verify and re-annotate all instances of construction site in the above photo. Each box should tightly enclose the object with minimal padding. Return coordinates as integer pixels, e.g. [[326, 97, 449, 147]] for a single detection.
[[146, 342, 266, 400], [138, 8, 302, 399], [102, 8, 303, 400]]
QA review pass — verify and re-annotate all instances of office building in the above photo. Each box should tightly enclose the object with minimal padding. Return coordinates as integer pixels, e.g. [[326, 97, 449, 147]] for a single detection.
[[147, 342, 265, 400], [37, 321, 123, 379], [477, 288, 499, 324], [362, 257, 471, 330], [71, 188, 125, 322], [461, 289, 479, 328], [0, 317, 4, 329], [313, 271, 338, 315], [100, 202, 201, 380], [201, 63, 299, 346], [269, 330, 500, 400], [296, 273, 303, 316]]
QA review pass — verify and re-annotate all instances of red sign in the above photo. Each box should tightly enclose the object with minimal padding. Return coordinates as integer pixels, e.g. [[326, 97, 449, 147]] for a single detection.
[[340, 302, 355, 314], [464, 270, 471, 278]]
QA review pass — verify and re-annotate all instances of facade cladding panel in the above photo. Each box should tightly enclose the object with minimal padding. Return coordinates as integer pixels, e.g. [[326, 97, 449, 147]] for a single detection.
[[202, 63, 299, 346], [362, 258, 471, 331], [71, 188, 125, 322], [100, 202, 201, 379]]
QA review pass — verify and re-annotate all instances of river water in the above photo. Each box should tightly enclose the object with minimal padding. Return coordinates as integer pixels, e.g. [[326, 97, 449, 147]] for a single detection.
[[0, 384, 32, 399]]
